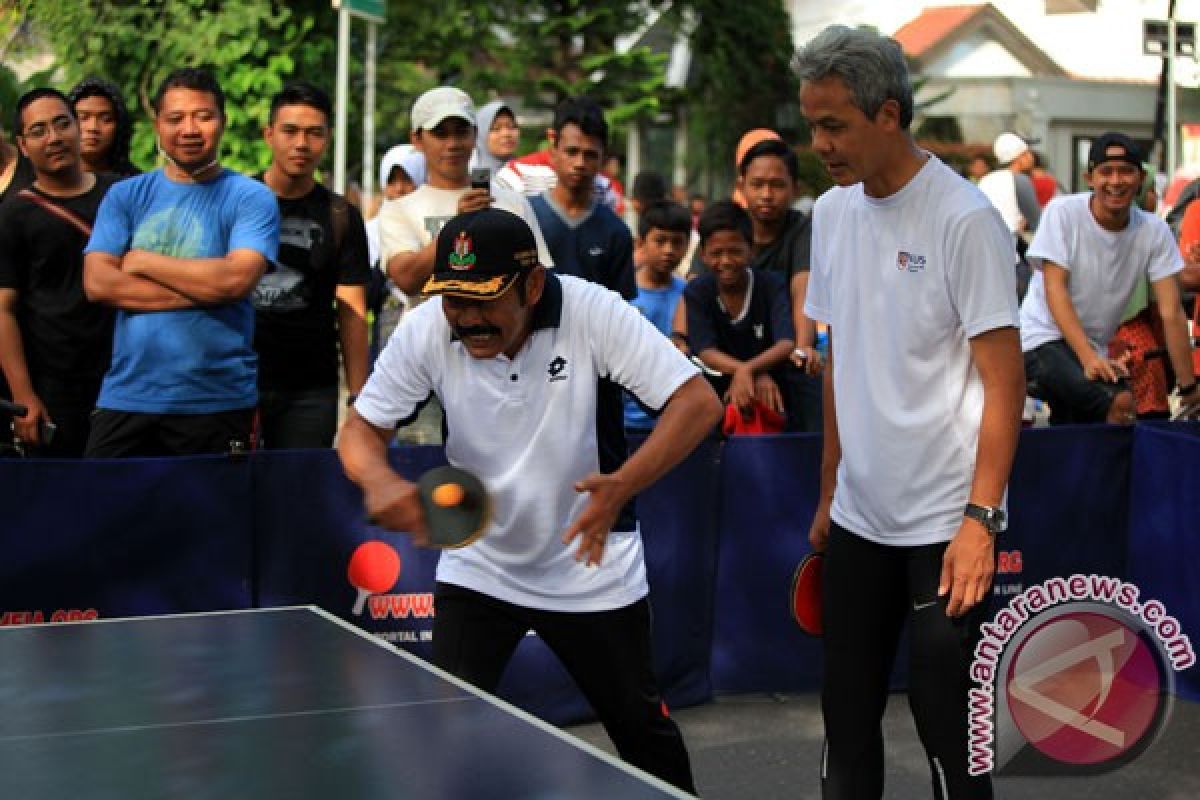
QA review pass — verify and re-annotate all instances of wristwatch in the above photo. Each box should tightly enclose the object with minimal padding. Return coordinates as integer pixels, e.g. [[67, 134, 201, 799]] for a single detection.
[[964, 503, 1007, 535]]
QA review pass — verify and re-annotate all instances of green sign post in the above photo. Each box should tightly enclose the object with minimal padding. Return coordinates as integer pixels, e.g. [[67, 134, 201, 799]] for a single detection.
[[334, 0, 385, 24], [332, 0, 384, 196]]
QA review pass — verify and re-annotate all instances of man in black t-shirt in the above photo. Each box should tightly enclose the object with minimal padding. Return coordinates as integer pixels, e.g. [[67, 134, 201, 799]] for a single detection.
[[0, 88, 117, 456], [255, 82, 371, 449], [739, 138, 823, 432]]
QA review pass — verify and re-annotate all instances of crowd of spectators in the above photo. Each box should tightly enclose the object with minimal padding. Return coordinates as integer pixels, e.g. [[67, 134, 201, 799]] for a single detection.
[[2, 65, 1198, 460]]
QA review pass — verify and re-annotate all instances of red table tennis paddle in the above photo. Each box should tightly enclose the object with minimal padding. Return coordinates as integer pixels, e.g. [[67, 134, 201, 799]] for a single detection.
[[347, 541, 401, 615], [416, 465, 491, 549], [790, 552, 825, 636]]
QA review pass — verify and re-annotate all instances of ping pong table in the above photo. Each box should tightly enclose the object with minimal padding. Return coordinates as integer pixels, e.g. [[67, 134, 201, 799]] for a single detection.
[[0, 606, 694, 799]]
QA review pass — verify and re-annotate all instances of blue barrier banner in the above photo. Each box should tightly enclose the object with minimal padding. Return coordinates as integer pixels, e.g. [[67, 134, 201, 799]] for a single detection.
[[710, 426, 1135, 694], [1, 422, 1193, 713], [1003, 425, 1131, 591], [711, 434, 824, 693], [0, 456, 252, 623], [253, 442, 722, 725], [1127, 425, 1200, 701], [253, 447, 445, 657]]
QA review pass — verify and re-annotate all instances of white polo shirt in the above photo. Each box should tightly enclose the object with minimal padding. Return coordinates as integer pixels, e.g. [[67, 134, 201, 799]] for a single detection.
[[355, 273, 698, 611], [804, 155, 1019, 546]]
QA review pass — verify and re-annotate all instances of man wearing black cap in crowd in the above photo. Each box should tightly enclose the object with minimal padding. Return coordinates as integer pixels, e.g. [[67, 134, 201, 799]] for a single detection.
[[1020, 132, 1200, 423], [338, 208, 721, 794]]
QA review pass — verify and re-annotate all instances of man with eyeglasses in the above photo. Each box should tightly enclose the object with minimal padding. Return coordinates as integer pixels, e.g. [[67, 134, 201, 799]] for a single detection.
[[82, 67, 280, 457], [0, 88, 117, 456]]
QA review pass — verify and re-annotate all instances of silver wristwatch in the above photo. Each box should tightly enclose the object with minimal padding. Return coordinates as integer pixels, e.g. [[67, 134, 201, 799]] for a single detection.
[[964, 503, 1007, 535]]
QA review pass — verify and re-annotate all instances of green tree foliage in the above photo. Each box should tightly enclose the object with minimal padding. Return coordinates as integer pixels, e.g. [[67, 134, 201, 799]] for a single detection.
[[14, 0, 800, 194], [19, 0, 328, 173], [675, 0, 797, 196]]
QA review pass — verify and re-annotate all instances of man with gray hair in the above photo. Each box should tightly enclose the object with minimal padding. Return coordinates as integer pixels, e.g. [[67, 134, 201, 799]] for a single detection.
[[797, 24, 1025, 799]]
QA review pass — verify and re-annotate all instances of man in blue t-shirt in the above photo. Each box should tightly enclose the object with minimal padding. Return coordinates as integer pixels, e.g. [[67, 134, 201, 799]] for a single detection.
[[82, 68, 279, 457], [529, 96, 635, 301]]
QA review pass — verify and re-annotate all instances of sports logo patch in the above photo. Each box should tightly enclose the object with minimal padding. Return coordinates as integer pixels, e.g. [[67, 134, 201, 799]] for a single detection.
[[897, 250, 927, 273]]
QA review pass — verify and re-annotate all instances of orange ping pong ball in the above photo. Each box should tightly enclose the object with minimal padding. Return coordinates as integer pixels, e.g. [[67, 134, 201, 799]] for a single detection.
[[432, 482, 465, 508]]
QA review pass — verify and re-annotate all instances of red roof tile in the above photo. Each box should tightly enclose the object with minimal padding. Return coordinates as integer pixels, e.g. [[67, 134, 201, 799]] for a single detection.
[[893, 4, 987, 58]]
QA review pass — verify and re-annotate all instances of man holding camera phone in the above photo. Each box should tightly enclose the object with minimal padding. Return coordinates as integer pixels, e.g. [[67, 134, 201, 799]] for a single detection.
[[378, 87, 553, 298]]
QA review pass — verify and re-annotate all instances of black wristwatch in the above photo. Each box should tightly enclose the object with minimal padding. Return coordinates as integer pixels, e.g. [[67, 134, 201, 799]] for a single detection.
[[964, 503, 1007, 535]]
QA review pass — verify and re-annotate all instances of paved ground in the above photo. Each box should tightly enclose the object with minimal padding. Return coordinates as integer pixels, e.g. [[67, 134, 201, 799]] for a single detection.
[[567, 692, 1200, 799]]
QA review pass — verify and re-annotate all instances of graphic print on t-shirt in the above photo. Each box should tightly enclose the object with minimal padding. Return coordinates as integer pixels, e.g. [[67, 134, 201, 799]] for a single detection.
[[132, 207, 204, 258], [423, 214, 454, 241], [254, 215, 324, 312]]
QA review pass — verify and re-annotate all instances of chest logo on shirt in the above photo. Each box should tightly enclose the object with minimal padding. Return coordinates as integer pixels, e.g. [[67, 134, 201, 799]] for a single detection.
[[547, 355, 569, 382], [587, 245, 605, 257], [896, 250, 927, 273], [753, 324, 764, 339]]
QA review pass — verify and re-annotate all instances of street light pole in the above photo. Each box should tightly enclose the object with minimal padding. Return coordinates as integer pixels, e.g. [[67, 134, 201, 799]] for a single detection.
[[334, 7, 350, 194]]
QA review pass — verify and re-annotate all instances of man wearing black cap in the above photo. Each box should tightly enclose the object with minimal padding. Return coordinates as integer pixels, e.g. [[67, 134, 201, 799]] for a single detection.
[[338, 208, 721, 793], [1020, 132, 1200, 423]]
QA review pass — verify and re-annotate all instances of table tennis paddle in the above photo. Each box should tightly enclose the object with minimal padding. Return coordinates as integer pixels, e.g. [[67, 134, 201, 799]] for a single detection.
[[347, 541, 401, 615], [1, 399, 28, 417], [790, 551, 825, 637], [416, 465, 491, 548]]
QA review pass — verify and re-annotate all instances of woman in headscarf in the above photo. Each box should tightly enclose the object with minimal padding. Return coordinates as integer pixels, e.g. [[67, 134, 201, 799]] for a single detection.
[[470, 100, 519, 173], [66, 77, 139, 176]]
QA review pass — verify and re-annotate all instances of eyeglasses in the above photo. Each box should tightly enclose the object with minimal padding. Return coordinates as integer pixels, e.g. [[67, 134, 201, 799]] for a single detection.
[[21, 115, 74, 141]]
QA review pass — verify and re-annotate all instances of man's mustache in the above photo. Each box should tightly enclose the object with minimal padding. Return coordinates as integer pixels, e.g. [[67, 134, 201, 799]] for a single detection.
[[455, 325, 501, 339]]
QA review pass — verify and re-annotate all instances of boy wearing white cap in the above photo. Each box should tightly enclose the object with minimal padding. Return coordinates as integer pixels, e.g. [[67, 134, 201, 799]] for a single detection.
[[977, 131, 1041, 239], [378, 87, 553, 298]]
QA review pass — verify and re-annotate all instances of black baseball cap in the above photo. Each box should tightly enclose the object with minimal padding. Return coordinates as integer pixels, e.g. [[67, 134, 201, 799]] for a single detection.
[[423, 208, 540, 299], [1087, 133, 1145, 172]]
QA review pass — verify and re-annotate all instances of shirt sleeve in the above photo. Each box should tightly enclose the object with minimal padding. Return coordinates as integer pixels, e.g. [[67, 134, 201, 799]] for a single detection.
[[336, 202, 372, 286], [492, 163, 524, 196], [945, 206, 1020, 338], [1145, 215, 1185, 283], [229, 182, 281, 261], [1014, 174, 1042, 232], [608, 222, 637, 300], [0, 205, 25, 289], [586, 282, 699, 412], [764, 271, 796, 343], [1180, 198, 1200, 254], [802, 198, 832, 325], [496, 190, 555, 268], [353, 303, 439, 428], [787, 214, 812, 278], [1026, 198, 1071, 272], [84, 183, 134, 257], [684, 277, 719, 353], [378, 198, 425, 264]]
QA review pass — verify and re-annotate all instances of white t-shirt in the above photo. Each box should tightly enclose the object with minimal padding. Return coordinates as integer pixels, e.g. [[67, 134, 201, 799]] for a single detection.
[[977, 169, 1021, 234], [1019, 193, 1183, 354], [804, 155, 1019, 547], [355, 274, 698, 611], [377, 183, 554, 269]]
